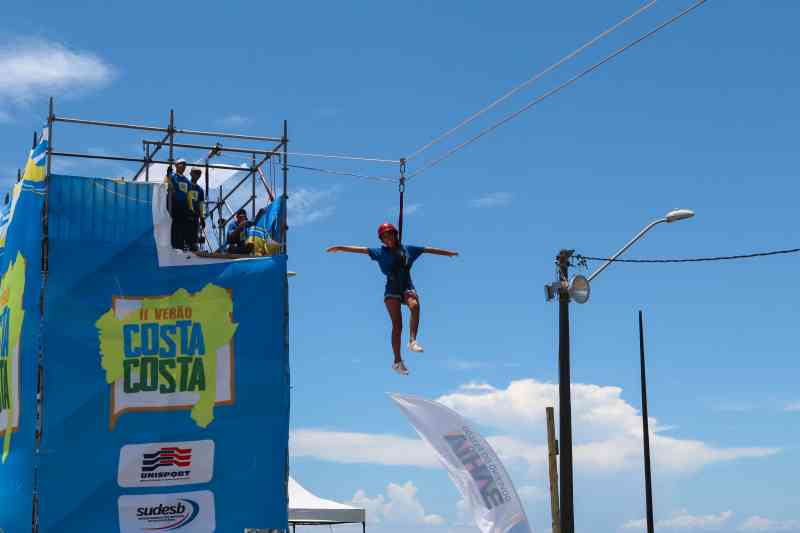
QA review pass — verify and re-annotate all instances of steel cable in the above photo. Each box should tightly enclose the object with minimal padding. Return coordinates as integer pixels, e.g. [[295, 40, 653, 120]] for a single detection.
[[286, 151, 400, 164], [287, 164, 397, 184], [404, 0, 659, 162], [408, 0, 709, 180]]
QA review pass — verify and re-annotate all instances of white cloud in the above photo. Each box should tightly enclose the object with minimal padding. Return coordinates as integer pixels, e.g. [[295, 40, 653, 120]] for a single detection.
[[291, 379, 777, 477], [623, 510, 733, 530], [516, 485, 546, 502], [290, 429, 438, 467], [739, 516, 800, 532], [470, 192, 513, 208], [437, 379, 779, 474], [288, 186, 337, 226], [405, 203, 421, 215], [387, 203, 421, 217], [0, 38, 113, 104], [217, 114, 251, 128], [784, 402, 800, 412], [455, 497, 471, 526], [351, 481, 444, 526]]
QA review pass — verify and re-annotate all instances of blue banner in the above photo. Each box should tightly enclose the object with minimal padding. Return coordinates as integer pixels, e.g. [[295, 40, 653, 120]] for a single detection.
[[0, 175, 44, 532], [36, 175, 289, 532], [246, 196, 285, 257]]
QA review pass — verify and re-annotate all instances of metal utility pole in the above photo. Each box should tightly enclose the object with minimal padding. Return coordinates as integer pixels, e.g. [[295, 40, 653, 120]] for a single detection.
[[546, 406, 561, 533], [639, 310, 655, 533], [556, 249, 575, 533], [544, 210, 694, 533]]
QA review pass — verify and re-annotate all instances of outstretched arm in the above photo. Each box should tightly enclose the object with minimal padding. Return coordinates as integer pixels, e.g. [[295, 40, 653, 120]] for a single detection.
[[423, 247, 458, 257], [327, 245, 370, 255]]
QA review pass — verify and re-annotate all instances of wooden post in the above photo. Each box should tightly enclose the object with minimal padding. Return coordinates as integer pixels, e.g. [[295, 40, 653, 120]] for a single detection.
[[546, 407, 561, 533]]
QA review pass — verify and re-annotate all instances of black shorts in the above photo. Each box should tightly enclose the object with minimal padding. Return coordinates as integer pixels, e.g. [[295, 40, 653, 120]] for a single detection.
[[384, 277, 418, 302]]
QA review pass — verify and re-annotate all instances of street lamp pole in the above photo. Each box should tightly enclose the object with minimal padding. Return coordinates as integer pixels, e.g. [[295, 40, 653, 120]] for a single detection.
[[546, 209, 694, 533], [557, 250, 575, 533], [639, 310, 655, 533]]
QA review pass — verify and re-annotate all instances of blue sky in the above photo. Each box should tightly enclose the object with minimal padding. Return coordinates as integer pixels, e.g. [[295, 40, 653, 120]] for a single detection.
[[2, 1, 800, 532]]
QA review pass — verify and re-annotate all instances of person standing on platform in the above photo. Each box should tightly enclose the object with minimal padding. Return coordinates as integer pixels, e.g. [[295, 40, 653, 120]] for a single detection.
[[188, 168, 206, 252], [166, 159, 193, 250]]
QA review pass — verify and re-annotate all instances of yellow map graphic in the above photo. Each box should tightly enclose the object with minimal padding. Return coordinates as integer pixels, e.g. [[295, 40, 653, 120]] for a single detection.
[[96, 284, 237, 428], [1, 253, 26, 464]]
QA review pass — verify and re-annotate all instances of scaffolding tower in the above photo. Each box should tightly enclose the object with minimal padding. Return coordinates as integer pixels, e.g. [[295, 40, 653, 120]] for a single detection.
[[39, 97, 288, 255]]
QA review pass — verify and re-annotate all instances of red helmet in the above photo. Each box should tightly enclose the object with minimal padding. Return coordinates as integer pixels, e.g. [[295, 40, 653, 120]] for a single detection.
[[377, 223, 398, 240]]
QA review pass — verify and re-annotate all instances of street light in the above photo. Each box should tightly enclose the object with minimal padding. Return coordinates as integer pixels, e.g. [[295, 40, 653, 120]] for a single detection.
[[544, 208, 694, 533]]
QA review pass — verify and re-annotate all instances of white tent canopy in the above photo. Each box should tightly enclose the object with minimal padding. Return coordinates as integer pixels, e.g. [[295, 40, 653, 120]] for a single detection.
[[289, 477, 365, 530]]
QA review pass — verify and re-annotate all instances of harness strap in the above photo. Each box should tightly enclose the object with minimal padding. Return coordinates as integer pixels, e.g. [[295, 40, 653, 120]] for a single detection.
[[398, 158, 406, 243]]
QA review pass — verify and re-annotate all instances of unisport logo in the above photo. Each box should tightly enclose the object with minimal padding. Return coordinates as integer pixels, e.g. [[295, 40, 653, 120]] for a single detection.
[[142, 447, 192, 471], [140, 447, 192, 482], [118, 440, 214, 488]]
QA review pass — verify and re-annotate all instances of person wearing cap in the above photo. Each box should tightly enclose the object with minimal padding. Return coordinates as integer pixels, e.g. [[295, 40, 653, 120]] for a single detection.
[[326, 223, 458, 376], [187, 168, 206, 251], [166, 159, 193, 249], [225, 209, 253, 254]]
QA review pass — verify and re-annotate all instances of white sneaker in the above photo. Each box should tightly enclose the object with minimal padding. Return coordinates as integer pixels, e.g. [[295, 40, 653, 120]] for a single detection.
[[408, 340, 424, 353], [392, 361, 409, 376]]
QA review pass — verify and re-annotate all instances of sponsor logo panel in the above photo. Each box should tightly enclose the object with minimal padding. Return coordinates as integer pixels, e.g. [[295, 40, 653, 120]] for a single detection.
[[118, 440, 214, 488], [118, 490, 215, 533]]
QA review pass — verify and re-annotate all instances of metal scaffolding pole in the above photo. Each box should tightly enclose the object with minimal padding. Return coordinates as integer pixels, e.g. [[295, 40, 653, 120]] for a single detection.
[[45, 103, 286, 256], [50, 151, 250, 172], [251, 153, 257, 220], [143, 139, 281, 157], [168, 110, 175, 165], [52, 115, 281, 142], [282, 120, 288, 252]]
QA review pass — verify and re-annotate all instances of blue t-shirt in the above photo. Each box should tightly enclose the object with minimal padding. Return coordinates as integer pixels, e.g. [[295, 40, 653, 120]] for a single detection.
[[226, 219, 250, 246], [367, 245, 424, 277], [188, 182, 205, 216], [167, 171, 191, 211]]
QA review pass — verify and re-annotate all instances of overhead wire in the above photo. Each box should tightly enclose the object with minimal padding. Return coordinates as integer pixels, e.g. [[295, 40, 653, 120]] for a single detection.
[[404, 0, 659, 163], [407, 0, 709, 180], [576, 248, 800, 264], [286, 151, 400, 164], [287, 163, 398, 184]]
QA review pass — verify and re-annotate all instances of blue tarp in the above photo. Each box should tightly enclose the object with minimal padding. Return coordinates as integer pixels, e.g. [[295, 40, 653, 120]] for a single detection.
[[245, 196, 285, 256], [1, 169, 290, 533], [0, 177, 44, 532]]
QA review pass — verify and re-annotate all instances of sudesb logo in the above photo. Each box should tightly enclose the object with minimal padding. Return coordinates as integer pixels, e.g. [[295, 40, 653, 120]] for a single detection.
[[136, 498, 199, 531]]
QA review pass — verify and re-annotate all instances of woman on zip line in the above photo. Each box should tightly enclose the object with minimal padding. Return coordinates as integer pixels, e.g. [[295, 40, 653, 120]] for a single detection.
[[327, 223, 458, 376]]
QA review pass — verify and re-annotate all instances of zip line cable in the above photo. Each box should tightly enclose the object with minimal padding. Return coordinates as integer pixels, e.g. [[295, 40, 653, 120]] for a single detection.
[[575, 248, 800, 264], [406, 0, 709, 180], [286, 151, 400, 164], [404, 0, 659, 163], [287, 163, 397, 184]]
